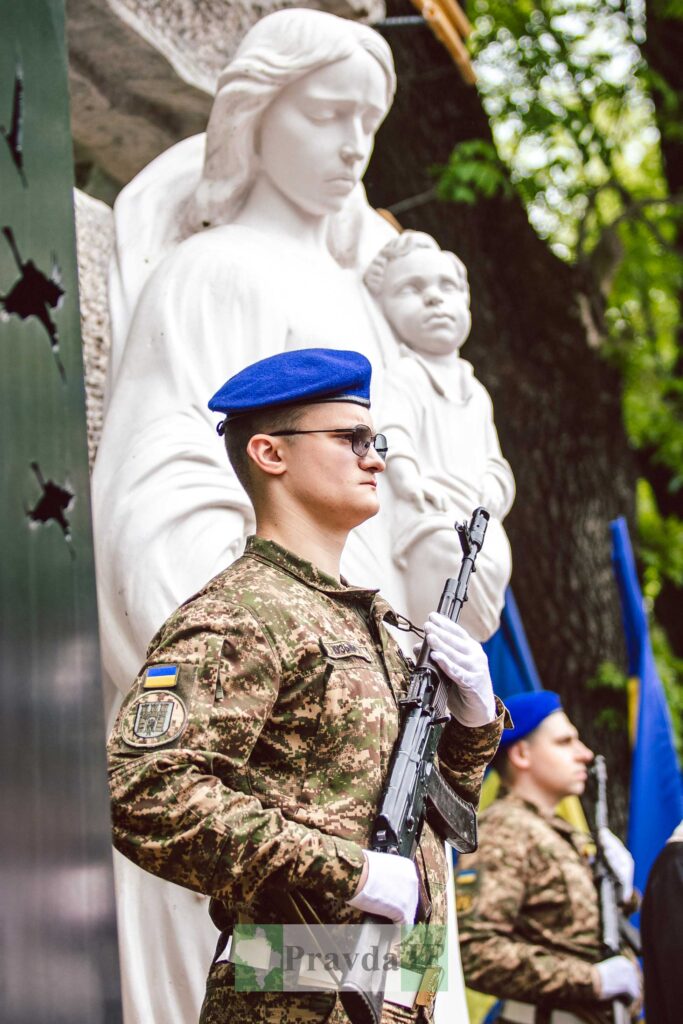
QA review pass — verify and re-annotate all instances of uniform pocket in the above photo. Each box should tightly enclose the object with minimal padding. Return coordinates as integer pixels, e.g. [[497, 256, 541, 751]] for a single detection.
[[299, 660, 398, 811]]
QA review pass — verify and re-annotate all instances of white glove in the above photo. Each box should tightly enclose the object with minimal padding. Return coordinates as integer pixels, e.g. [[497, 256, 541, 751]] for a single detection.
[[346, 850, 419, 926], [420, 613, 496, 727], [598, 827, 635, 901], [596, 955, 641, 1002]]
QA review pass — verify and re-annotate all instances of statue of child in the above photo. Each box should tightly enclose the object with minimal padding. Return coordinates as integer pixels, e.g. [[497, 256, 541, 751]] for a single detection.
[[366, 230, 515, 640]]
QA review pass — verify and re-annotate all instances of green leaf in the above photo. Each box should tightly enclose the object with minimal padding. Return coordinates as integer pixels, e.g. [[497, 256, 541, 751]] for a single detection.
[[435, 140, 513, 204]]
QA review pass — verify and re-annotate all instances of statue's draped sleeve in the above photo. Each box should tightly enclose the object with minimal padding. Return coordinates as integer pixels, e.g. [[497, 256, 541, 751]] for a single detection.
[[93, 227, 290, 693]]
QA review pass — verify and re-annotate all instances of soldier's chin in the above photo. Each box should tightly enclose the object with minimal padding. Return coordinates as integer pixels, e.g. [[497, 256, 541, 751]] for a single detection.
[[355, 496, 381, 525]]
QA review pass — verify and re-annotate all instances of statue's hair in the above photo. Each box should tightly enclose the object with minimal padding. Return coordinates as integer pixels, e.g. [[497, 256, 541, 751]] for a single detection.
[[363, 230, 468, 296], [188, 10, 396, 235]]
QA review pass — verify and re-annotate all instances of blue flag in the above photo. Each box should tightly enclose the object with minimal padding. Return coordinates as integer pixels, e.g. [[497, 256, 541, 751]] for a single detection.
[[610, 517, 683, 893], [483, 588, 542, 700], [483, 591, 590, 837]]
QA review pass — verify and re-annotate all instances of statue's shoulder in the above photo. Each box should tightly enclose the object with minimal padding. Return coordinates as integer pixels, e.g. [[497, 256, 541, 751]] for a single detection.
[[167, 223, 277, 269], [461, 361, 494, 405], [387, 349, 432, 388], [138, 224, 284, 311]]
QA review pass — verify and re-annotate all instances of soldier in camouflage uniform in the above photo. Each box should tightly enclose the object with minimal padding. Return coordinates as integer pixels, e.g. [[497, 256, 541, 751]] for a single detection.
[[455, 690, 642, 1024], [108, 349, 506, 1023]]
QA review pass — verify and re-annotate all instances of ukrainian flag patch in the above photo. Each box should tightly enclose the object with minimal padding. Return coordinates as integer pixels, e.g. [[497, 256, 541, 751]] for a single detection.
[[143, 664, 179, 689], [456, 869, 478, 886]]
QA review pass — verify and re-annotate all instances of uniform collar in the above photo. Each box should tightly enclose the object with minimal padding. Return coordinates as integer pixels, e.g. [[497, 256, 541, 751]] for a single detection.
[[498, 790, 581, 838], [244, 535, 398, 625]]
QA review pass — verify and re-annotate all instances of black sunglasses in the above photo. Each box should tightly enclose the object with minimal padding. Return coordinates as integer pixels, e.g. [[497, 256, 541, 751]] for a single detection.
[[268, 424, 388, 461]]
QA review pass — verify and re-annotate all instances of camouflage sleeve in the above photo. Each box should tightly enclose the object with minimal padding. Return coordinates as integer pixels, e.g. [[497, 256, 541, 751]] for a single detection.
[[108, 604, 365, 909], [437, 697, 508, 805], [457, 820, 599, 1004]]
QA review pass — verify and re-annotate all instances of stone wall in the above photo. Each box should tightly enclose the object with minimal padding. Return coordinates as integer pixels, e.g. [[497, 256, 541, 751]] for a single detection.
[[74, 189, 113, 467]]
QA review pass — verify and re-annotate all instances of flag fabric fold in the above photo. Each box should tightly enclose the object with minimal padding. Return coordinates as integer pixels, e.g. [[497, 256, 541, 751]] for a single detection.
[[483, 588, 542, 700], [610, 516, 683, 893]]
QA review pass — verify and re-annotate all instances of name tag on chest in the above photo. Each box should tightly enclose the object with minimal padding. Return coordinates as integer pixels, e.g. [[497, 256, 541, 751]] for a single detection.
[[320, 638, 373, 663]]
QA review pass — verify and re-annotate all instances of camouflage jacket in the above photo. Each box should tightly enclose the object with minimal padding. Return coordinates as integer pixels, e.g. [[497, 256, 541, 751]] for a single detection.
[[457, 792, 609, 1010], [108, 536, 505, 935]]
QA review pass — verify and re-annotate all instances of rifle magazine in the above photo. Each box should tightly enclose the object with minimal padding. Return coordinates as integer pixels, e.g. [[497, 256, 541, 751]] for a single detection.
[[425, 767, 478, 853]]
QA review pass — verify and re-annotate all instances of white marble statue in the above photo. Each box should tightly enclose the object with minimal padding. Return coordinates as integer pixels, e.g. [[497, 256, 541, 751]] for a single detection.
[[93, 12, 401, 1024], [94, 13, 489, 1024], [366, 230, 515, 640]]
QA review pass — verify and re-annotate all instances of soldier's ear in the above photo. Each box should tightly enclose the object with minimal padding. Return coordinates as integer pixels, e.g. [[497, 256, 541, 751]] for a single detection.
[[246, 434, 288, 477], [507, 738, 532, 772]]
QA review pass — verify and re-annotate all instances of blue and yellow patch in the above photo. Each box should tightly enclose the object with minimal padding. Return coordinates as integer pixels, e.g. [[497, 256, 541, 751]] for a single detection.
[[456, 869, 478, 886], [143, 664, 179, 689]]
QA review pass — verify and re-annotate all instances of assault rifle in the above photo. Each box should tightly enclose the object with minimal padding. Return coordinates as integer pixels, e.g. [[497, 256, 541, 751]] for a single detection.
[[591, 755, 641, 1024], [340, 507, 490, 1024]]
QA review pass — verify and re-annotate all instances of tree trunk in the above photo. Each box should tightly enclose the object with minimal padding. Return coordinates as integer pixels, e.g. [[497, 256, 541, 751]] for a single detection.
[[365, 0, 639, 826], [640, 0, 683, 657]]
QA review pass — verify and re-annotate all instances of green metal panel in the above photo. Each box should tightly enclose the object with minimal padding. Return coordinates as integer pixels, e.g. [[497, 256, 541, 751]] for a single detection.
[[0, 1, 122, 1020]]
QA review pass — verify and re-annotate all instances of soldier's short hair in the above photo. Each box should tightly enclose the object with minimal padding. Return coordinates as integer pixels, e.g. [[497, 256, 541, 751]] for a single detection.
[[224, 404, 306, 495], [490, 745, 513, 783]]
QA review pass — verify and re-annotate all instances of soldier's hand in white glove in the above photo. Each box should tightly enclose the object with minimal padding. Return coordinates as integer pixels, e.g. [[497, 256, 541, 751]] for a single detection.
[[346, 850, 419, 926], [598, 827, 635, 901], [420, 613, 496, 727], [595, 955, 642, 1002]]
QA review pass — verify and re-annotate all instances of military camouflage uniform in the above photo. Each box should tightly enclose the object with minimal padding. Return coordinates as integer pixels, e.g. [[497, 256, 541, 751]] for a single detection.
[[456, 792, 633, 1024], [108, 536, 505, 1023]]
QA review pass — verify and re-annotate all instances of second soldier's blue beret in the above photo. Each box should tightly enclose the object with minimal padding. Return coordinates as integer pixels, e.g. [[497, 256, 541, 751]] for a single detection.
[[208, 348, 372, 420], [498, 690, 563, 749]]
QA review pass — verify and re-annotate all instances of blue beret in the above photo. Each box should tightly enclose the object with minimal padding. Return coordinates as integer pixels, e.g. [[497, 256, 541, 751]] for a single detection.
[[498, 691, 563, 749], [208, 348, 372, 420]]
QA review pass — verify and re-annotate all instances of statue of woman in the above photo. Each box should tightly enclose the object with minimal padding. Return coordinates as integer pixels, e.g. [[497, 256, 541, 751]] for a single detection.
[[93, 13, 404, 1024], [94, 9, 400, 704], [95, 16, 492, 1023]]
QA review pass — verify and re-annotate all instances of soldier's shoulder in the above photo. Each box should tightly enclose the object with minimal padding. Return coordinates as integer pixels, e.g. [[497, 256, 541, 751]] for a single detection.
[[471, 799, 544, 872], [480, 794, 543, 838], [152, 554, 289, 637], [202, 551, 293, 600]]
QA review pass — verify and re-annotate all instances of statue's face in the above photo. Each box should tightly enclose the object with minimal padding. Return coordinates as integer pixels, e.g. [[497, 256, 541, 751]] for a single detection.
[[379, 248, 472, 356], [256, 49, 388, 216]]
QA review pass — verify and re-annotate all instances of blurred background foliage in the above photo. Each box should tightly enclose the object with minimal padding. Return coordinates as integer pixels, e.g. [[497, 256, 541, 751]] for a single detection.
[[437, 0, 682, 747]]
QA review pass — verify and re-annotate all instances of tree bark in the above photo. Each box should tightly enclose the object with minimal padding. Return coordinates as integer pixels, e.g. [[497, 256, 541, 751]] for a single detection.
[[365, 1, 639, 825], [640, 0, 683, 656]]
